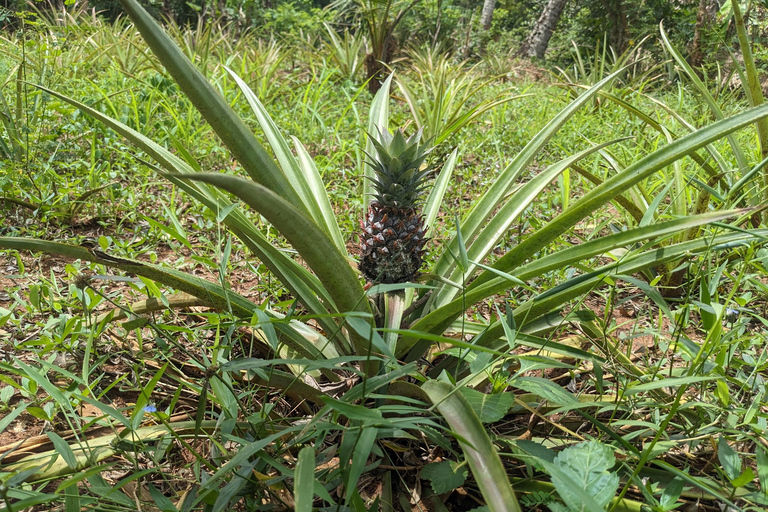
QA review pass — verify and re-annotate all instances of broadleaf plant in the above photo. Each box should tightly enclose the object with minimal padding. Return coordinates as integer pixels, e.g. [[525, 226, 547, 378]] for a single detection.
[[2, 0, 768, 509]]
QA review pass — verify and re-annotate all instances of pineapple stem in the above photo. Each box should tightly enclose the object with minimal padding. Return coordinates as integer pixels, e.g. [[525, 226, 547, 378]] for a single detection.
[[383, 290, 406, 355]]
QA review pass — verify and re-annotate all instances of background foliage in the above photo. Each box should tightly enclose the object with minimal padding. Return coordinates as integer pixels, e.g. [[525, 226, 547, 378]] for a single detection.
[[2, 0, 768, 511]]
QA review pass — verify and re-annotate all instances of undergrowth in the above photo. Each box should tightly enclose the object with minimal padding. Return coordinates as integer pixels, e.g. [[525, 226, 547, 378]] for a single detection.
[[0, 3, 767, 512]]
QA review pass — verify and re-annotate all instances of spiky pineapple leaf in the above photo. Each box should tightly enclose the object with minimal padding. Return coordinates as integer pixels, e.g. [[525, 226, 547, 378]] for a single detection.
[[422, 379, 521, 512]]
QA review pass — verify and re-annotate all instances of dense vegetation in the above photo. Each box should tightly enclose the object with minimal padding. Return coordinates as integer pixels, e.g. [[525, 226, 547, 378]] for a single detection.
[[2, 1, 768, 511]]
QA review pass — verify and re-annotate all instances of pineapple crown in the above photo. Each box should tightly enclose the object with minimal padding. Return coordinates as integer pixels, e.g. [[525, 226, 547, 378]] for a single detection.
[[365, 126, 434, 208]]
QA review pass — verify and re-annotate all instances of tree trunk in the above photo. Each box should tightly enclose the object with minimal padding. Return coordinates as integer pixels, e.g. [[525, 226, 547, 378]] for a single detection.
[[689, 0, 718, 68], [480, 0, 496, 30], [365, 36, 396, 95], [602, 0, 628, 54], [520, 0, 569, 60]]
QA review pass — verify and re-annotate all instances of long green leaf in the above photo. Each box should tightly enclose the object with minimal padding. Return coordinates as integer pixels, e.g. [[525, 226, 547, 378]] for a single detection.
[[117, 0, 302, 207], [1, 421, 222, 479], [422, 380, 521, 512], [432, 138, 628, 309], [423, 148, 458, 237], [660, 22, 748, 173], [222, 66, 345, 250], [598, 90, 730, 182], [168, 176, 351, 350], [427, 228, 768, 371], [511, 229, 768, 333], [292, 136, 346, 251], [176, 173, 365, 314], [37, 84, 349, 350], [294, 447, 315, 512], [429, 69, 626, 286], [400, 213, 760, 358], [0, 238, 260, 318], [470, 103, 768, 291], [730, 0, 768, 216], [364, 74, 394, 202]]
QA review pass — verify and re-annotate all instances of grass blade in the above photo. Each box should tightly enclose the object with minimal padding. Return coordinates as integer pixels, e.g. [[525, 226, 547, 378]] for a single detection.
[[294, 447, 316, 512]]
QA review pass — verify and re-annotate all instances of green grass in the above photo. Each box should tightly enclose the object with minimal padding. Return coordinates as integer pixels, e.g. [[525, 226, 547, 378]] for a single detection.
[[0, 5, 768, 512]]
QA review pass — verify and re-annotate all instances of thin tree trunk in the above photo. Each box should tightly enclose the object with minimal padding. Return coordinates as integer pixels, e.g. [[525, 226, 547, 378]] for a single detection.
[[602, 0, 628, 54], [520, 0, 569, 60], [689, 0, 718, 68], [480, 0, 496, 30]]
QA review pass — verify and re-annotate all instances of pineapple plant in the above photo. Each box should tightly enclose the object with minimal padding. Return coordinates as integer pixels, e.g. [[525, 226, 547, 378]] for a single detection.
[[359, 127, 434, 284]]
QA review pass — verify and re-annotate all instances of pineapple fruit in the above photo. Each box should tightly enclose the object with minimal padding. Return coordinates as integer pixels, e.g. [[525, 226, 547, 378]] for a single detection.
[[359, 127, 433, 284]]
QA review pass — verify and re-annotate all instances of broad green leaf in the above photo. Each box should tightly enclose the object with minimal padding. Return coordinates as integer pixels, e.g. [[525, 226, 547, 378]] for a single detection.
[[56, 465, 114, 493], [653, 459, 741, 510], [345, 315, 394, 359], [548, 441, 619, 512], [147, 484, 179, 512], [321, 396, 383, 421], [197, 426, 302, 500], [515, 439, 556, 463], [47, 432, 78, 470], [0, 400, 27, 433], [0, 491, 59, 510], [658, 478, 685, 510], [731, 467, 755, 488], [718, 437, 741, 481], [421, 461, 468, 494], [756, 447, 768, 493], [131, 363, 167, 429], [14, 359, 73, 415], [459, 388, 515, 424], [346, 423, 377, 504], [512, 377, 577, 406], [213, 461, 258, 512], [75, 394, 131, 428]]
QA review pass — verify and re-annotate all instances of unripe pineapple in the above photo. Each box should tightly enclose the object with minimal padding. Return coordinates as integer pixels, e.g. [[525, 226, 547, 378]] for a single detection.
[[359, 127, 433, 284]]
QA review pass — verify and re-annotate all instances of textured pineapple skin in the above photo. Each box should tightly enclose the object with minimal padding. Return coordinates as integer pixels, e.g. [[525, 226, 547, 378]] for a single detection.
[[359, 203, 427, 284]]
